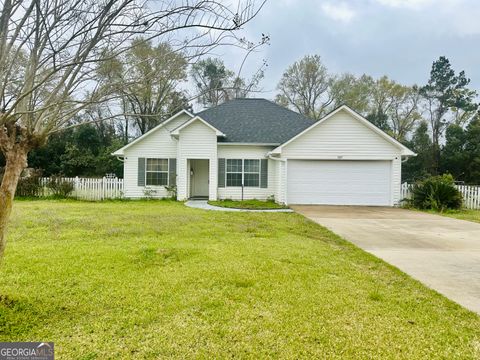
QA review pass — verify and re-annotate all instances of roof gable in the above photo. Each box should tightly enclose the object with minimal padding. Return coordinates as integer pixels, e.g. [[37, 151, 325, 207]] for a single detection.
[[170, 116, 225, 137], [112, 109, 194, 155], [271, 105, 415, 156]]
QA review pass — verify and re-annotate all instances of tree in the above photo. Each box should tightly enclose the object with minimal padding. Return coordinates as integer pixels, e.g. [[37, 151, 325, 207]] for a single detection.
[[29, 123, 124, 177], [191, 58, 235, 107], [276, 55, 333, 120], [463, 115, 480, 183], [366, 111, 391, 134], [402, 122, 434, 182], [230, 66, 266, 100], [366, 76, 422, 141], [98, 39, 188, 135], [330, 73, 373, 114], [439, 124, 468, 181], [27, 131, 71, 176], [0, 0, 265, 261], [438, 114, 480, 184], [387, 85, 422, 142], [275, 60, 422, 142], [420, 56, 478, 173], [328, 74, 421, 141], [191, 56, 266, 107]]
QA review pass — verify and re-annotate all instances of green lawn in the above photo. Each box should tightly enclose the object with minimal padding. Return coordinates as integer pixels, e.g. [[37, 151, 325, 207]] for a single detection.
[[1, 200, 479, 359], [432, 209, 480, 224], [208, 198, 288, 210]]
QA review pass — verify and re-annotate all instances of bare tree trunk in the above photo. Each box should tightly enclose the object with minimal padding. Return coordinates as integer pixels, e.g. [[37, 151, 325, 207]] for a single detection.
[[0, 146, 28, 261]]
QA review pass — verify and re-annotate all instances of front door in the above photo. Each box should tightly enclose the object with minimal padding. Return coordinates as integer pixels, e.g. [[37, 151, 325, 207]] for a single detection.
[[190, 159, 209, 198]]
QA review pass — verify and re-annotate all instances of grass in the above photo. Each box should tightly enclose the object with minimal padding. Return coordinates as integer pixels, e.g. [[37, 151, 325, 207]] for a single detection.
[[0, 199, 479, 359], [208, 198, 288, 210], [428, 209, 480, 224]]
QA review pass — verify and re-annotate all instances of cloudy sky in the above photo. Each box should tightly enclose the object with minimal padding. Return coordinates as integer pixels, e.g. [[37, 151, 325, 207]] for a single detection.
[[219, 0, 480, 99]]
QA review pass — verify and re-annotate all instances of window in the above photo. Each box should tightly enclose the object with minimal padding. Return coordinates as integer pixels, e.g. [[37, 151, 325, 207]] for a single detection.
[[146, 158, 168, 186], [225, 159, 261, 187], [244, 159, 260, 187], [226, 159, 242, 186]]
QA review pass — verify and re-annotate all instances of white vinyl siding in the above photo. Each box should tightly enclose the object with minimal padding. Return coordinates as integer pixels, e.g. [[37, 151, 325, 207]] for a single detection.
[[122, 113, 191, 198], [392, 157, 402, 204], [287, 160, 392, 206], [278, 109, 404, 206], [217, 145, 278, 201], [276, 160, 287, 204], [177, 120, 218, 200], [281, 110, 400, 159], [120, 107, 406, 205]]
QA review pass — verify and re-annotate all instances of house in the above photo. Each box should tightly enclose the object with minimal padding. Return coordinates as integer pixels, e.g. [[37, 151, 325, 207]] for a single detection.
[[112, 99, 415, 205]]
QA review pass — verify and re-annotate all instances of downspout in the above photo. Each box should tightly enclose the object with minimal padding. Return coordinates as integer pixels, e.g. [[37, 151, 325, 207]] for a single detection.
[[267, 152, 287, 204]]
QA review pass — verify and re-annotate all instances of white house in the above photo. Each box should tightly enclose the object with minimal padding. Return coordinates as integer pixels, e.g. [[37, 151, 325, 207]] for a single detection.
[[113, 99, 415, 205]]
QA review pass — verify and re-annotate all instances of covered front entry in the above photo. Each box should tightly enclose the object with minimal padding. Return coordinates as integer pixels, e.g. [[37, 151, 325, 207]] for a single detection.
[[286, 160, 392, 206], [189, 159, 210, 199]]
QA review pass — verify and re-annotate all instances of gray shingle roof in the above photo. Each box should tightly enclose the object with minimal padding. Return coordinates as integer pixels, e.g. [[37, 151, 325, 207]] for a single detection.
[[196, 98, 315, 144]]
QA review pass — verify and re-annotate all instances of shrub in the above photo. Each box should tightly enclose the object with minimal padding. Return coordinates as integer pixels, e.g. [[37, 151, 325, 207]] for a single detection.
[[16, 172, 43, 197], [142, 187, 157, 200], [164, 185, 177, 200], [46, 176, 75, 198], [408, 174, 463, 211]]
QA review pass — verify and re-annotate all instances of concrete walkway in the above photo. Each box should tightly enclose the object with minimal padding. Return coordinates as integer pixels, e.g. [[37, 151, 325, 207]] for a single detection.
[[185, 200, 293, 212], [292, 205, 480, 314]]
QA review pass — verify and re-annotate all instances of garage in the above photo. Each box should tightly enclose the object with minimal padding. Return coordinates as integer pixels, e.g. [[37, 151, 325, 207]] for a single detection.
[[286, 160, 392, 206]]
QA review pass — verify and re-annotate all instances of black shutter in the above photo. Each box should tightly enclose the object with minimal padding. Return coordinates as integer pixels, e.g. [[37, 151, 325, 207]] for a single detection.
[[138, 158, 146, 186], [260, 159, 268, 188], [218, 158, 226, 187], [168, 158, 177, 186]]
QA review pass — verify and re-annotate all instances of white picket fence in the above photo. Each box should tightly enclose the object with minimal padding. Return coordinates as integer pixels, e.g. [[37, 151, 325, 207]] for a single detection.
[[401, 182, 480, 210], [40, 177, 124, 201]]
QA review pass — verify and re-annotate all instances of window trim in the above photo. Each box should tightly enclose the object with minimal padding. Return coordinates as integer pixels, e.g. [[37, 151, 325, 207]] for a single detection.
[[225, 158, 261, 188], [145, 158, 169, 187]]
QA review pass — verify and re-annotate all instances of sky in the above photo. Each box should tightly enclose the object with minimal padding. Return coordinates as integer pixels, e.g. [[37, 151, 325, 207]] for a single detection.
[[217, 0, 480, 99]]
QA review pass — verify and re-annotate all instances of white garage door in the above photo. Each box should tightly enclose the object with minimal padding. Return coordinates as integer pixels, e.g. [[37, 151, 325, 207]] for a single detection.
[[287, 160, 392, 205]]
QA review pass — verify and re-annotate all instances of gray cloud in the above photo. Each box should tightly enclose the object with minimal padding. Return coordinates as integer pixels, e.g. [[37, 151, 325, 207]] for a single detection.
[[224, 0, 480, 98]]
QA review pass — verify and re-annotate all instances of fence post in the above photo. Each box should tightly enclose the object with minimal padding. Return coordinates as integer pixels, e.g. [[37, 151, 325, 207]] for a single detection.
[[102, 177, 106, 200], [74, 176, 79, 198]]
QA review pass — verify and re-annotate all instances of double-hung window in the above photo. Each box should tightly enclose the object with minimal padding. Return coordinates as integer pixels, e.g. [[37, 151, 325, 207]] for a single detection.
[[226, 159, 260, 187], [146, 158, 169, 186], [243, 159, 260, 187], [226, 159, 243, 187]]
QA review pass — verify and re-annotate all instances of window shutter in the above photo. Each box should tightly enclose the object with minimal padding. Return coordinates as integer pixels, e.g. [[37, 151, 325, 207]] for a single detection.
[[169, 158, 177, 186], [260, 159, 268, 188], [218, 158, 226, 188], [138, 158, 146, 186]]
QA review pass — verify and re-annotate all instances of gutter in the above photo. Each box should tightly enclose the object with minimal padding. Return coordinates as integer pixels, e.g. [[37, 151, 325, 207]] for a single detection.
[[401, 153, 417, 163], [267, 152, 286, 162]]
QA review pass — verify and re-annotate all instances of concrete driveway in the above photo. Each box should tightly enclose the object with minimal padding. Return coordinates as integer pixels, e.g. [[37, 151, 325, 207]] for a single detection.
[[292, 205, 480, 314]]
